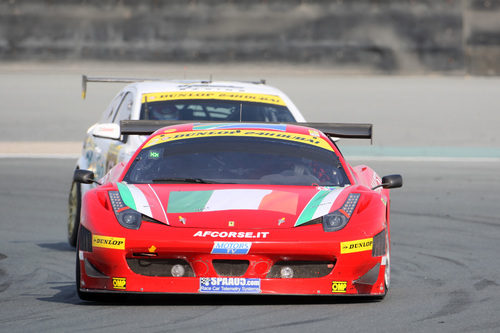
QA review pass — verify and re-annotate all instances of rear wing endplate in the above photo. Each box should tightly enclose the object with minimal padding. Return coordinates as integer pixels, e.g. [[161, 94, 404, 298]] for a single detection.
[[81, 75, 160, 99], [120, 120, 372, 141]]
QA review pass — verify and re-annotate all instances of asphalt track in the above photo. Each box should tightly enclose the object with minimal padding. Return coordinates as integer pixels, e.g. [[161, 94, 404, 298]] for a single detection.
[[0, 158, 499, 333], [0, 66, 500, 332]]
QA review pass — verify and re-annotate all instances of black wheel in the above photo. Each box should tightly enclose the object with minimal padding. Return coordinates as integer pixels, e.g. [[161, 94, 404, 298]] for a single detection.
[[68, 180, 81, 247]]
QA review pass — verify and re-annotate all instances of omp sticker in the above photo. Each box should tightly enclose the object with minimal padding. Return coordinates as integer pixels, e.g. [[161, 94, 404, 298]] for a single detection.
[[294, 188, 343, 226], [143, 129, 333, 151], [331, 281, 347, 293], [112, 277, 126, 290], [142, 91, 286, 106], [340, 238, 373, 254], [167, 189, 298, 215], [92, 235, 125, 250], [211, 242, 252, 255], [200, 277, 260, 293], [194, 231, 269, 239], [193, 123, 287, 131]]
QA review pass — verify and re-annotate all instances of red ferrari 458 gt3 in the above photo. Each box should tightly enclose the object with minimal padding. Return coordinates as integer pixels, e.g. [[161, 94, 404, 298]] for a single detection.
[[74, 121, 402, 300]]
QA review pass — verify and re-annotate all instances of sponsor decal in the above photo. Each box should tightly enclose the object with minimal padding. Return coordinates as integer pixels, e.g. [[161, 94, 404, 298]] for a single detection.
[[142, 91, 286, 106], [148, 245, 157, 253], [200, 277, 260, 293], [211, 242, 252, 255], [331, 281, 347, 293], [340, 238, 373, 254], [92, 235, 125, 250], [149, 150, 160, 159], [167, 189, 298, 215], [278, 217, 286, 225], [194, 231, 269, 239], [228, 221, 235, 227], [143, 129, 333, 151], [112, 277, 126, 290]]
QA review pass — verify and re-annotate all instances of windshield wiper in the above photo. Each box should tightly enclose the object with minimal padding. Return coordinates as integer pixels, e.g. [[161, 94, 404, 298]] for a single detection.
[[152, 177, 219, 184]]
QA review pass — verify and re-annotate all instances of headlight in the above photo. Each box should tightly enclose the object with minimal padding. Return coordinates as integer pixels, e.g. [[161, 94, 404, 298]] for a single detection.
[[322, 193, 360, 232], [109, 191, 142, 230], [322, 211, 349, 232]]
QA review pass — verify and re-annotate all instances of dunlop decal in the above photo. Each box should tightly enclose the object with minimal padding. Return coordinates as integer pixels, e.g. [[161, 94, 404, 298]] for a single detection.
[[92, 235, 125, 250], [331, 281, 347, 293], [144, 129, 333, 151], [112, 277, 126, 290], [340, 238, 373, 254], [142, 91, 286, 106]]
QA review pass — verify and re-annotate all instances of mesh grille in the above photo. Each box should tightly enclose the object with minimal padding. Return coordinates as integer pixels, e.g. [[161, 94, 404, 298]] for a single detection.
[[78, 226, 92, 252], [127, 258, 195, 277], [372, 229, 386, 257], [212, 260, 249, 276], [266, 261, 335, 278]]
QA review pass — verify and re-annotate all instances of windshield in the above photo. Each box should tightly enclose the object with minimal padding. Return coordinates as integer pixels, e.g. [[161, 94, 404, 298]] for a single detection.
[[140, 99, 296, 122], [123, 136, 350, 186]]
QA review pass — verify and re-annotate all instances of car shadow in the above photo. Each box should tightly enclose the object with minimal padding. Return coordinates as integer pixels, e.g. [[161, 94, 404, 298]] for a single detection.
[[39, 283, 383, 306], [37, 242, 74, 252]]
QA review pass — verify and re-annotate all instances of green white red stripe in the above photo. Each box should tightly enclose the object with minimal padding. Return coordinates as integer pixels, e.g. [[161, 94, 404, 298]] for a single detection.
[[117, 183, 152, 216], [294, 187, 343, 226], [167, 189, 298, 215]]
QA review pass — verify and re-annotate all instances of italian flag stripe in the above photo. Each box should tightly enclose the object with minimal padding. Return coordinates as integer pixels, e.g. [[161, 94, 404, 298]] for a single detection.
[[167, 190, 214, 213], [117, 183, 152, 216], [310, 188, 343, 219], [294, 190, 331, 226], [117, 183, 136, 210]]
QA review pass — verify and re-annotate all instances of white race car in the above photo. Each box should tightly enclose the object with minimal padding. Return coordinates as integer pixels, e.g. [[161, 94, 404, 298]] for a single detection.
[[68, 76, 306, 246]]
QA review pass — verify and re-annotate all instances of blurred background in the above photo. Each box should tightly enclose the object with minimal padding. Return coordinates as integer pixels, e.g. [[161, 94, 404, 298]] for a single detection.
[[1, 0, 499, 155], [1, 0, 500, 74]]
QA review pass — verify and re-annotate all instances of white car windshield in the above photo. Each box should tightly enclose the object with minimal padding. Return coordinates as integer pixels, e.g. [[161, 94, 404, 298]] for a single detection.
[[140, 100, 296, 122]]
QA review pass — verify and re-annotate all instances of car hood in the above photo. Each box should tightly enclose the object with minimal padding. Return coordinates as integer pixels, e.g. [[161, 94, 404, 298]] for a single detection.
[[115, 183, 352, 229]]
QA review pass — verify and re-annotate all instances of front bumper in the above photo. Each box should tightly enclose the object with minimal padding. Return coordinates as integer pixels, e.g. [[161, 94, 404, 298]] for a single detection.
[[78, 226, 388, 296]]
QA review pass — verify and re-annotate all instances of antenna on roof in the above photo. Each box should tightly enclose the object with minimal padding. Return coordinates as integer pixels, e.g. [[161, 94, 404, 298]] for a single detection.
[[209, 74, 213, 83]]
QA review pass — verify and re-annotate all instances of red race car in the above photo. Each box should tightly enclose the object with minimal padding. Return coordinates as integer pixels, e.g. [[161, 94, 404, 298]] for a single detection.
[[74, 121, 402, 300]]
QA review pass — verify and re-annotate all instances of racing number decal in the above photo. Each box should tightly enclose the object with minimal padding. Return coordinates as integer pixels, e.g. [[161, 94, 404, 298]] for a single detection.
[[331, 281, 347, 293]]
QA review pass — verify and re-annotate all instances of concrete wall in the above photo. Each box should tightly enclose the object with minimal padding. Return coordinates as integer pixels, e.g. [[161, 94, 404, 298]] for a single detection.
[[0, 0, 499, 74]]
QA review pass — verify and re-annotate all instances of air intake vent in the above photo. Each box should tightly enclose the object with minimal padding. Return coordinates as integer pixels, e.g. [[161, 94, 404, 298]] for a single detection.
[[78, 226, 92, 252], [212, 260, 249, 276], [266, 261, 335, 278], [127, 258, 195, 277], [372, 229, 386, 257]]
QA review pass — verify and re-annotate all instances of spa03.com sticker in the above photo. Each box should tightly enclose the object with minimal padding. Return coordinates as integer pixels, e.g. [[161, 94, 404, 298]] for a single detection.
[[199, 277, 260, 294]]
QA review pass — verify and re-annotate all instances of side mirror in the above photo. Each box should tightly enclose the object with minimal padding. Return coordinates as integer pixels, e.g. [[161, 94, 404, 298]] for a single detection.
[[74, 169, 101, 185], [92, 123, 120, 140], [372, 174, 403, 190], [381, 174, 403, 189]]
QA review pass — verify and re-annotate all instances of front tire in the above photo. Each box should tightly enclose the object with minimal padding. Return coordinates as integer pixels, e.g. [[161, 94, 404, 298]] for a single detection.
[[68, 180, 81, 247]]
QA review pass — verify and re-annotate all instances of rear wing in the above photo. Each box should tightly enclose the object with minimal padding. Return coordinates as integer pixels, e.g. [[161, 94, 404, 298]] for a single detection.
[[120, 120, 373, 141], [81, 75, 160, 99], [81, 75, 269, 99]]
